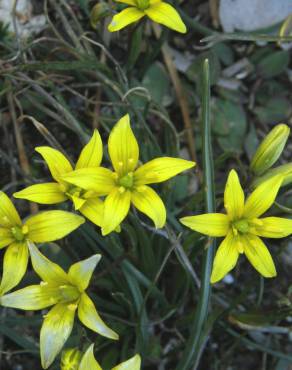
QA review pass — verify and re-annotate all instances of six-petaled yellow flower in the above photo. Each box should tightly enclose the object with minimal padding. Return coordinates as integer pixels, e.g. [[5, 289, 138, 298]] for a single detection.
[[78, 344, 141, 370], [180, 170, 292, 283], [14, 131, 105, 228], [0, 243, 118, 369], [0, 192, 84, 295], [108, 0, 187, 33], [61, 114, 195, 235]]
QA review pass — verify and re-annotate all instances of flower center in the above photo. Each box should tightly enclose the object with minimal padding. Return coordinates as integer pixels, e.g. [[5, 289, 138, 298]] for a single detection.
[[232, 219, 249, 234], [11, 225, 28, 242], [118, 172, 134, 189], [66, 186, 84, 198], [59, 285, 80, 302], [135, 0, 150, 10]]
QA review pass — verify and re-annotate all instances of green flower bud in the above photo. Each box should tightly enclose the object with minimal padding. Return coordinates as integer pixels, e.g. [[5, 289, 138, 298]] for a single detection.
[[61, 348, 82, 370], [252, 162, 292, 188], [90, 2, 111, 29], [250, 124, 290, 175]]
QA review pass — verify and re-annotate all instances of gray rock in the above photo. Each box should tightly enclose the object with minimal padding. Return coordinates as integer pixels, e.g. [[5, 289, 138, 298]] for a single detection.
[[219, 0, 292, 32]]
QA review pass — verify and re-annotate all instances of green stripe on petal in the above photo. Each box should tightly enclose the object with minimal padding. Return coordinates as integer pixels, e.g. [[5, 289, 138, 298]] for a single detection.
[[68, 254, 101, 292], [243, 175, 283, 219], [255, 217, 292, 238], [76, 129, 103, 169], [243, 234, 276, 278], [0, 242, 29, 295], [210, 232, 239, 283], [180, 213, 230, 237], [79, 344, 102, 370], [132, 186, 166, 228], [108, 7, 145, 32], [145, 2, 187, 33], [14, 183, 67, 204], [41, 302, 76, 369], [78, 293, 119, 340], [134, 157, 195, 186], [25, 210, 85, 243]]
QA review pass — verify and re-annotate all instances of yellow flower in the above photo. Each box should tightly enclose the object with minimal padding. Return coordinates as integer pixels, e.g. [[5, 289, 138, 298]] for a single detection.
[[0, 243, 119, 369], [180, 170, 292, 283], [78, 344, 141, 370], [61, 114, 195, 235], [0, 192, 84, 295], [108, 0, 187, 33], [14, 131, 104, 228]]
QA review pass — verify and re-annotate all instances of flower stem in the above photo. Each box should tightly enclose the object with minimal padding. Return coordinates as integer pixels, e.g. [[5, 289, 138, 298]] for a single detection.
[[176, 59, 216, 370]]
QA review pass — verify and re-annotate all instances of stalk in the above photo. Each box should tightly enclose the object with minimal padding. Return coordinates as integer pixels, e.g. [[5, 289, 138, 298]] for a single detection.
[[176, 59, 216, 370]]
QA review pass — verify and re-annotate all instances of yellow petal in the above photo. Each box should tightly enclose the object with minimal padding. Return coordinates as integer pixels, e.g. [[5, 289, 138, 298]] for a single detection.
[[134, 157, 195, 186], [108, 114, 139, 176], [25, 210, 85, 243], [210, 232, 239, 283], [0, 242, 29, 295], [243, 175, 283, 219], [145, 2, 187, 33], [0, 191, 22, 227], [78, 292, 119, 340], [76, 130, 103, 169], [41, 302, 76, 369], [79, 344, 102, 370], [68, 254, 101, 292], [28, 242, 69, 285], [180, 213, 229, 237], [0, 284, 61, 310], [102, 188, 132, 236], [79, 198, 104, 227], [243, 234, 276, 278], [224, 170, 245, 220], [14, 183, 67, 204], [70, 195, 86, 210], [131, 186, 166, 228], [36, 146, 73, 183], [62, 168, 116, 196], [108, 7, 145, 32], [255, 217, 292, 238], [0, 228, 14, 248], [112, 354, 141, 370]]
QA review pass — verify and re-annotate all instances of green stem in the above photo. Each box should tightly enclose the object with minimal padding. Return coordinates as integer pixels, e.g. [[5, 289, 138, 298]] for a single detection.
[[176, 59, 215, 370]]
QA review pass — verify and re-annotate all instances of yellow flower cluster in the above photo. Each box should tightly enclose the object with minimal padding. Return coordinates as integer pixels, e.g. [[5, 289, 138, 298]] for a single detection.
[[0, 114, 195, 368]]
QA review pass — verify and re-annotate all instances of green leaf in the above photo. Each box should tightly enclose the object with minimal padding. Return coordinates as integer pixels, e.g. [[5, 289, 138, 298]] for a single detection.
[[212, 99, 247, 152], [257, 50, 290, 78]]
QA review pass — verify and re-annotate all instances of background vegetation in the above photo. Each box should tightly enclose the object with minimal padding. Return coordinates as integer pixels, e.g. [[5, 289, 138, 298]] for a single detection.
[[0, 0, 292, 369]]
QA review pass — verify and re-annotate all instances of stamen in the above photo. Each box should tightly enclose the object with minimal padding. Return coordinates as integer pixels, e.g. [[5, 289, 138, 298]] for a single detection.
[[67, 303, 78, 311], [118, 161, 124, 167], [118, 186, 125, 194]]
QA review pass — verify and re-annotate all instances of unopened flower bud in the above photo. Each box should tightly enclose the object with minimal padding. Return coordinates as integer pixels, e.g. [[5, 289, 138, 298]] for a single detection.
[[90, 2, 111, 29], [252, 162, 292, 188], [61, 348, 82, 370], [250, 124, 290, 175]]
